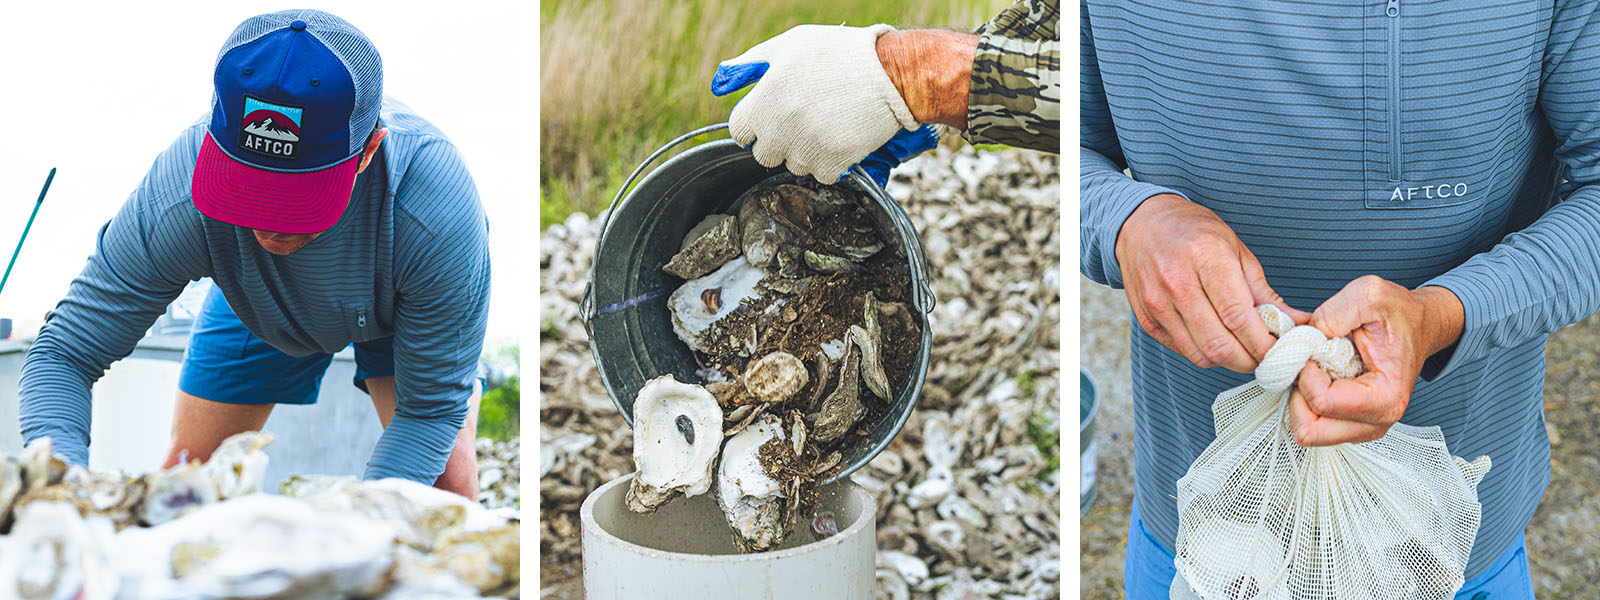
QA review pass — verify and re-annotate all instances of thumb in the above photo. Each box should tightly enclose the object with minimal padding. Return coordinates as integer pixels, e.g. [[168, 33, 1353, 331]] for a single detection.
[[712, 33, 787, 96], [711, 61, 769, 96], [1310, 279, 1372, 339], [1239, 249, 1311, 324]]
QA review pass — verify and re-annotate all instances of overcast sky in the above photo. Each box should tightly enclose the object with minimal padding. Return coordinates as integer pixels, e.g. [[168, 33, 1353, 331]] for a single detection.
[[0, 1, 529, 350]]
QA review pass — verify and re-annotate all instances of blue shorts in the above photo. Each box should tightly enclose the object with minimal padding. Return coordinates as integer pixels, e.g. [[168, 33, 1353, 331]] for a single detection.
[[178, 287, 396, 405], [1124, 499, 1535, 599]]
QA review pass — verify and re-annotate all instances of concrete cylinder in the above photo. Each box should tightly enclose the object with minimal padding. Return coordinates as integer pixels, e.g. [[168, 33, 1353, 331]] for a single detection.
[[581, 473, 876, 599]]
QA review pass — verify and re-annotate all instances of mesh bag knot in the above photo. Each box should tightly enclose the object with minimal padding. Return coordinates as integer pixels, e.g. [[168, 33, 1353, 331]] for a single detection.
[[1171, 306, 1493, 600]]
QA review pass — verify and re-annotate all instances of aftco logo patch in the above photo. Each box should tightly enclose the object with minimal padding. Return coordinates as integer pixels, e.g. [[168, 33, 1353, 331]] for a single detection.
[[239, 96, 303, 160]]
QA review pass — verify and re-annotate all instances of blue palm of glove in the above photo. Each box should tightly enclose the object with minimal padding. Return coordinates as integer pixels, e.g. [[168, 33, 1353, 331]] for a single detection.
[[712, 62, 937, 187]]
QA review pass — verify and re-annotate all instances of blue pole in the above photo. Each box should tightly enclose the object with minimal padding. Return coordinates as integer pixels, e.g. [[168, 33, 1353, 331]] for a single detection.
[[0, 168, 56, 298]]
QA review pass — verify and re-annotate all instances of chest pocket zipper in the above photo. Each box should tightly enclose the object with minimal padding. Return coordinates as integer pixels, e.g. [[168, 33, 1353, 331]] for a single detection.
[[341, 296, 376, 342], [1387, 0, 1403, 182]]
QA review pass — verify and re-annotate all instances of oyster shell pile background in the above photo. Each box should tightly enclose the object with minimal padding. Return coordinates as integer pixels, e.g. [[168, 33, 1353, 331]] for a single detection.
[[541, 147, 1061, 598], [0, 433, 520, 599], [476, 437, 521, 511]]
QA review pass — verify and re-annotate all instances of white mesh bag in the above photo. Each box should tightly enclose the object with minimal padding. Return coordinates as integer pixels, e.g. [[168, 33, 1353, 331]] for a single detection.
[[1171, 305, 1492, 600]]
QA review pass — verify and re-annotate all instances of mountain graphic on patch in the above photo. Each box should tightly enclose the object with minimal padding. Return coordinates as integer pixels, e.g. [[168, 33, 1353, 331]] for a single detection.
[[243, 115, 299, 141], [239, 96, 305, 160]]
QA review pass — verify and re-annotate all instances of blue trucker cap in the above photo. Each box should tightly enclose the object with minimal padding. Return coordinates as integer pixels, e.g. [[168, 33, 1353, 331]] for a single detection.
[[192, 10, 383, 234]]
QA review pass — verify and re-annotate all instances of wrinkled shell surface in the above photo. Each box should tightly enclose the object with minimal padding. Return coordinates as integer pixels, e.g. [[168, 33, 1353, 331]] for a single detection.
[[664, 214, 741, 279], [739, 193, 789, 268], [803, 250, 861, 274], [716, 415, 788, 553], [140, 462, 222, 527], [742, 352, 809, 404], [813, 341, 864, 443], [627, 375, 723, 513], [856, 292, 892, 400], [202, 431, 274, 499]]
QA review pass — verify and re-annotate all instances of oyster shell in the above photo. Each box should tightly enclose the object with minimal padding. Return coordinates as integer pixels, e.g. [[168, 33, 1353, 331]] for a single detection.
[[114, 494, 396, 600], [668, 258, 767, 356], [627, 375, 724, 514], [14, 465, 145, 529], [855, 292, 892, 401], [202, 431, 274, 499], [758, 276, 814, 296], [0, 501, 118, 600], [761, 184, 837, 232], [738, 192, 790, 268], [742, 352, 809, 404], [281, 476, 469, 552], [140, 461, 221, 526], [394, 520, 521, 595], [802, 250, 861, 274], [812, 340, 864, 443], [20, 437, 66, 492], [715, 414, 788, 553], [663, 214, 741, 279], [0, 456, 22, 525]]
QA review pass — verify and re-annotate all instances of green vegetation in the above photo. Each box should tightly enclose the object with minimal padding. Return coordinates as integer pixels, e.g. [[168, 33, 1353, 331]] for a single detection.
[[540, 0, 1007, 224], [478, 346, 520, 441], [1015, 366, 1038, 398], [1027, 410, 1060, 480]]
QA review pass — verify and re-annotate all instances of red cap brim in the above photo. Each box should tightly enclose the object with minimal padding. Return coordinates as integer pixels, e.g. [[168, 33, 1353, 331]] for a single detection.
[[192, 132, 360, 234]]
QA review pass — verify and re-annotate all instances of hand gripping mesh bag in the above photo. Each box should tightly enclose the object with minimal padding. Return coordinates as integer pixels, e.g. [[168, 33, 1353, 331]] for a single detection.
[[1171, 306, 1492, 600]]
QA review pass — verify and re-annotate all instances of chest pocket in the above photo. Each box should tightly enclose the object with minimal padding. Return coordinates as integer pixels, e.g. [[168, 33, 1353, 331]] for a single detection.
[[341, 296, 378, 343], [1365, 1, 1538, 210]]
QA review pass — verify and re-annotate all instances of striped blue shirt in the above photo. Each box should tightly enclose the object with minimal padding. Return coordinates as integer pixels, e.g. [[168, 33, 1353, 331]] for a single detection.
[[18, 98, 490, 484], [1082, 0, 1600, 579]]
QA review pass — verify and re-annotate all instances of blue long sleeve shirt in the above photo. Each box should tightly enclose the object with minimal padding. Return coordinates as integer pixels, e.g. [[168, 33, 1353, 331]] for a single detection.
[[18, 98, 491, 484], [1083, 0, 1600, 579]]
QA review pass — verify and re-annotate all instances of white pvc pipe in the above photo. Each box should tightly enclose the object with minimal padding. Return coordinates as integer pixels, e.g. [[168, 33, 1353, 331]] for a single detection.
[[581, 473, 875, 599]]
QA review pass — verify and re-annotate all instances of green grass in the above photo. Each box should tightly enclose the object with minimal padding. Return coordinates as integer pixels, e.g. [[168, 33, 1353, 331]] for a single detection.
[[540, 0, 1008, 225], [1028, 409, 1061, 480], [477, 345, 520, 441]]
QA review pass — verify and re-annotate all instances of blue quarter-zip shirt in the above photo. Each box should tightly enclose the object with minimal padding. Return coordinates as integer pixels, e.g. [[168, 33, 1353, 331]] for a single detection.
[[1082, 0, 1600, 579], [18, 98, 490, 485]]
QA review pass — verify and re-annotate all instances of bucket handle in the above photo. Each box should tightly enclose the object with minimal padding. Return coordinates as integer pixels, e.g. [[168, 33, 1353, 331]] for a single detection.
[[580, 123, 732, 333]]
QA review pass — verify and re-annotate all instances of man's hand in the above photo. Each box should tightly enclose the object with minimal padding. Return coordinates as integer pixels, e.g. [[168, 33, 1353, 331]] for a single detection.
[[711, 26, 973, 184], [1116, 193, 1307, 373], [1288, 276, 1465, 446]]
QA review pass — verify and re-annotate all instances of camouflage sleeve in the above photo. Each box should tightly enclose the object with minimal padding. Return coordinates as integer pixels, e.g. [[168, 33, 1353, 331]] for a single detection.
[[961, 0, 1061, 152]]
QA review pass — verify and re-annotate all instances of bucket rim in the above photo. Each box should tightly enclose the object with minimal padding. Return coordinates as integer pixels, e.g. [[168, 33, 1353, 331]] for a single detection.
[[579, 472, 873, 562], [1080, 368, 1099, 433]]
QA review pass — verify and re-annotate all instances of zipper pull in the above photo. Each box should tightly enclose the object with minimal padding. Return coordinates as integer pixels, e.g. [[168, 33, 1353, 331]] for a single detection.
[[1386, 0, 1399, 17], [357, 310, 368, 328]]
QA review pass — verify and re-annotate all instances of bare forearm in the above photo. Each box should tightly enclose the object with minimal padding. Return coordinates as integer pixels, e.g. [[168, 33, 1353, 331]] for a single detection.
[[1415, 285, 1465, 358], [876, 29, 978, 129]]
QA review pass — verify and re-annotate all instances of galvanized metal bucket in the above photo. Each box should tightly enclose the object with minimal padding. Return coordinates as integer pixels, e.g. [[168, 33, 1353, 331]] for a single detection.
[[580, 123, 936, 483], [1080, 368, 1099, 516]]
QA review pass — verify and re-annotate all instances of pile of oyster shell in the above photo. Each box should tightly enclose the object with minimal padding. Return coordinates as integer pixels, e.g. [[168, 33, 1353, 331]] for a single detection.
[[475, 437, 520, 510], [541, 146, 1061, 598], [0, 432, 519, 599], [626, 179, 907, 553]]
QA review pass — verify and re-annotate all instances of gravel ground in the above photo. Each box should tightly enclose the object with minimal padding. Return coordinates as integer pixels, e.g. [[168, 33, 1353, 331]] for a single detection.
[[1079, 278, 1600, 598], [541, 146, 1061, 599]]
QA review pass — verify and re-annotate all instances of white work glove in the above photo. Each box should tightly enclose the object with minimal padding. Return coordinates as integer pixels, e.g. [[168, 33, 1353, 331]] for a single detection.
[[712, 24, 922, 183]]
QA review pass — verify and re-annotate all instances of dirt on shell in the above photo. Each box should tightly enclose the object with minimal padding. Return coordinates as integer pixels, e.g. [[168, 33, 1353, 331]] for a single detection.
[[682, 179, 922, 549]]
